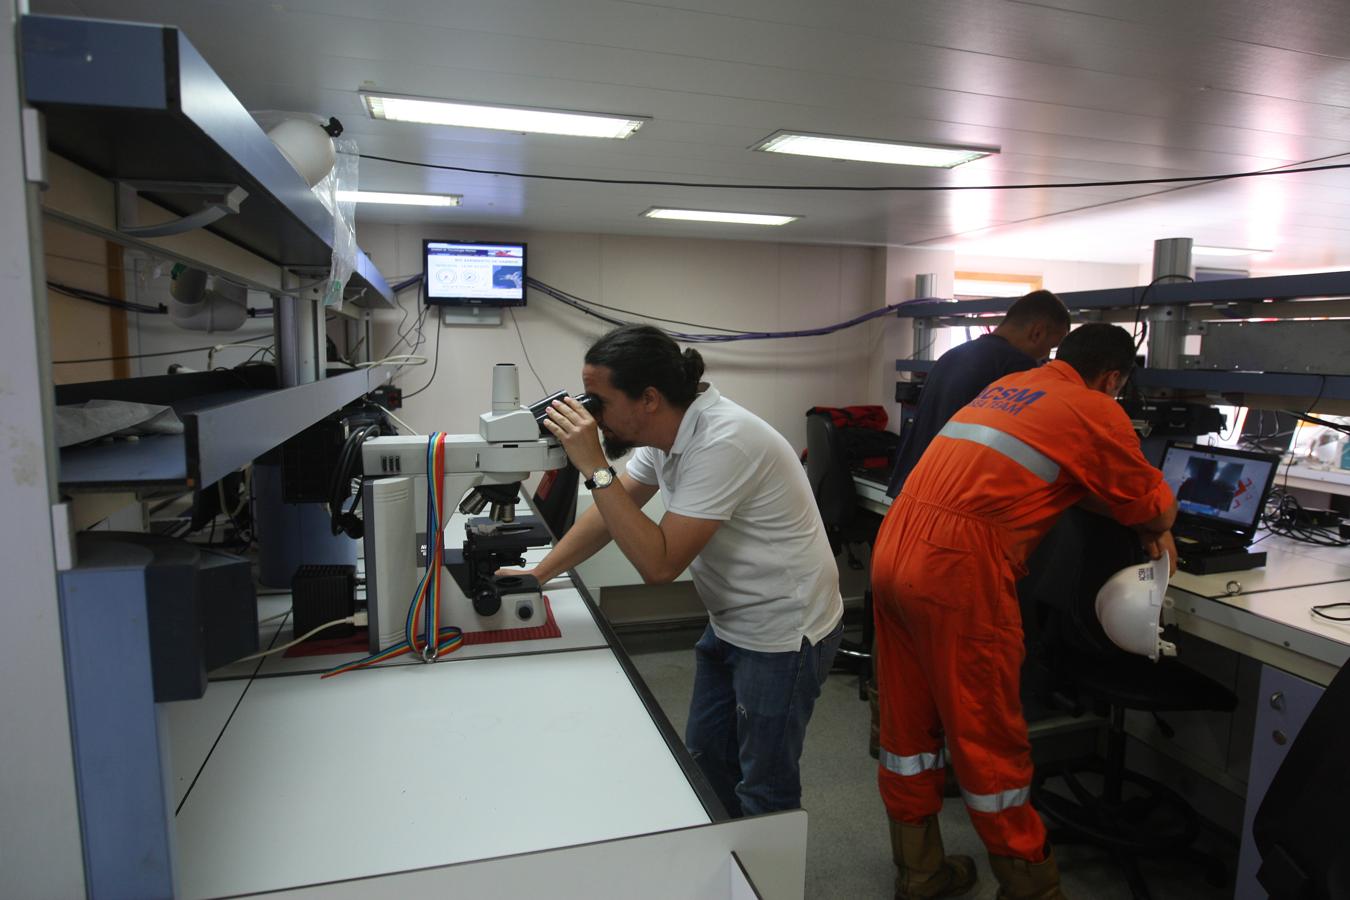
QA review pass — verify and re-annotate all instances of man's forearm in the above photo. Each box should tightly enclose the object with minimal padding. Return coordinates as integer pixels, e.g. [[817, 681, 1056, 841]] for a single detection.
[[591, 484, 676, 583], [531, 504, 613, 583]]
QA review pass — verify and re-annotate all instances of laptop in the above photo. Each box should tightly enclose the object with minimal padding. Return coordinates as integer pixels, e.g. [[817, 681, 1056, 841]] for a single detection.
[[1158, 441, 1280, 554]]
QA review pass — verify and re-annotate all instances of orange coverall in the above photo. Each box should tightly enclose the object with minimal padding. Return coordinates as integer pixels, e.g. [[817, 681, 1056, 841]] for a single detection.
[[872, 360, 1174, 861]]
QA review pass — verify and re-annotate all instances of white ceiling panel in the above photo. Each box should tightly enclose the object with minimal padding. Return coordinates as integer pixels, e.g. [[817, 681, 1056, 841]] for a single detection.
[[39, 0, 1350, 271]]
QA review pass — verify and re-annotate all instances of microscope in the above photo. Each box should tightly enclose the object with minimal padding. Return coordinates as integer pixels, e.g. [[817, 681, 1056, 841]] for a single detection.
[[360, 364, 568, 652]]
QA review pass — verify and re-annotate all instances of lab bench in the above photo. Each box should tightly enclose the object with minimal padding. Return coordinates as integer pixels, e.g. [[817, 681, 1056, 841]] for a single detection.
[[156, 511, 807, 899]]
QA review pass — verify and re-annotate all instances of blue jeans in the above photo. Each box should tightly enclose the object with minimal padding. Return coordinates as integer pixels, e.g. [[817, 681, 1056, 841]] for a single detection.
[[684, 620, 844, 817]]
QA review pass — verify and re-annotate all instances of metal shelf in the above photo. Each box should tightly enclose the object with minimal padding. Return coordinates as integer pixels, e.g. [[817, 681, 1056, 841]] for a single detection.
[[893, 270, 1350, 406], [21, 14, 394, 308], [895, 359, 1350, 404], [891, 270, 1350, 319], [56, 367, 393, 491]]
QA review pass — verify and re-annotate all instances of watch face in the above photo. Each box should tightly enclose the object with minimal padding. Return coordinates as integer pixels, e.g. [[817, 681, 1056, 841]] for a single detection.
[[593, 467, 615, 488]]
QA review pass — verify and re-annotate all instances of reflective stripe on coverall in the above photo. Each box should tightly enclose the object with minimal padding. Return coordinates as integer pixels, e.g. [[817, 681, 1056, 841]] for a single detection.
[[872, 361, 1174, 862]]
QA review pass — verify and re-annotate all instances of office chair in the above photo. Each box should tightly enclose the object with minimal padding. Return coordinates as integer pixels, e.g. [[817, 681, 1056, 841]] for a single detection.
[[531, 462, 580, 542], [1021, 508, 1237, 900], [805, 411, 883, 699]]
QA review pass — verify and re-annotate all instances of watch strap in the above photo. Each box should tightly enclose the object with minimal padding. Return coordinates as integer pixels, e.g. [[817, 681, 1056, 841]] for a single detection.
[[584, 465, 617, 490]]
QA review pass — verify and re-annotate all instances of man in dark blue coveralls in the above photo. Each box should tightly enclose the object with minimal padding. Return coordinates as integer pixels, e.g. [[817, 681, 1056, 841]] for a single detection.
[[886, 290, 1071, 499]]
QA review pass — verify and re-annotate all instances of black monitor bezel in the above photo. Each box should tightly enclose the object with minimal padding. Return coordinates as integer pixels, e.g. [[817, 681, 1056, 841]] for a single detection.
[[422, 239, 527, 308], [1162, 439, 1281, 539]]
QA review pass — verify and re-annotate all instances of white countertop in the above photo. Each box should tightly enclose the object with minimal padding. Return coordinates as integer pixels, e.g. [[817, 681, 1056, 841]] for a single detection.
[[164, 500, 713, 897], [172, 648, 711, 899], [1169, 534, 1350, 600]]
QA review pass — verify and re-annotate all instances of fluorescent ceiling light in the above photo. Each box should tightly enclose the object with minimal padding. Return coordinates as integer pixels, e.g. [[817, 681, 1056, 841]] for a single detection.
[[361, 92, 646, 139], [754, 131, 996, 168], [1193, 245, 1273, 256], [337, 190, 462, 207], [642, 207, 799, 226]]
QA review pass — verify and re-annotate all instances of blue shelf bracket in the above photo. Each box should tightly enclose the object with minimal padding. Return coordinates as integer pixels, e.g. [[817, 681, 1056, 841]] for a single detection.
[[116, 180, 248, 239]]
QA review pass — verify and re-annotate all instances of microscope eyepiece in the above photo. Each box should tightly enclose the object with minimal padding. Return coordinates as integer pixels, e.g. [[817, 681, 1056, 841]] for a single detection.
[[529, 390, 602, 436]]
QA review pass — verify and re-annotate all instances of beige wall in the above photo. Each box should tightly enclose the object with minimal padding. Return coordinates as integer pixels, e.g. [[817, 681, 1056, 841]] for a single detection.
[[869, 246, 958, 433], [44, 220, 120, 385], [360, 225, 882, 454], [954, 253, 1145, 294]]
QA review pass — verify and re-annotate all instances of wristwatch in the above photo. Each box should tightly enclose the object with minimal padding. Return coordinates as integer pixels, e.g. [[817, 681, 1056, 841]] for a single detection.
[[585, 465, 618, 490]]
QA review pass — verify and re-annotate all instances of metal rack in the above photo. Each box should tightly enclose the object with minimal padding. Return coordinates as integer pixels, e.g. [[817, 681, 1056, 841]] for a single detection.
[[56, 366, 393, 492], [895, 270, 1350, 406], [21, 14, 409, 496], [21, 14, 394, 308]]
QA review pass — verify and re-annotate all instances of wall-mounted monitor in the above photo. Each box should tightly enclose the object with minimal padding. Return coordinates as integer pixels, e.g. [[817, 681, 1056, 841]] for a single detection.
[[423, 240, 526, 307]]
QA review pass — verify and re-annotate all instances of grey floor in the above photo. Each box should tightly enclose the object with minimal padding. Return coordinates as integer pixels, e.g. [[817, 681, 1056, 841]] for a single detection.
[[619, 620, 1237, 900]]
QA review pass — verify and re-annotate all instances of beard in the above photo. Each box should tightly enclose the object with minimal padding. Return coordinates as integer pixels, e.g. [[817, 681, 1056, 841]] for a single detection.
[[601, 431, 636, 459]]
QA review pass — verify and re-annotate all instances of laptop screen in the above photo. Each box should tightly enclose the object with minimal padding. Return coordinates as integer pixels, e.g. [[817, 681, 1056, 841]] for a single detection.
[[1159, 441, 1280, 535]]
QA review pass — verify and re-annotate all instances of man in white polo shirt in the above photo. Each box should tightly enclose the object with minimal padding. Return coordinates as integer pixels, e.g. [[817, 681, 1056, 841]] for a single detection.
[[524, 324, 844, 817]]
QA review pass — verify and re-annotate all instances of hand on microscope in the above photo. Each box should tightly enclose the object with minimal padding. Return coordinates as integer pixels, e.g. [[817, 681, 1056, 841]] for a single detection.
[[540, 395, 608, 476], [495, 565, 564, 594]]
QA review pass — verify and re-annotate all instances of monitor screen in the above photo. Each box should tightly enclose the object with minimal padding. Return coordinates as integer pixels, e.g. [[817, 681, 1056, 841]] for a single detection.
[[1160, 441, 1278, 531], [423, 240, 526, 307]]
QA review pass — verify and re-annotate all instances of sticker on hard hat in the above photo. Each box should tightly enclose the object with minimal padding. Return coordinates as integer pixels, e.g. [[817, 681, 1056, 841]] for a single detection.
[[1138, 568, 1154, 581]]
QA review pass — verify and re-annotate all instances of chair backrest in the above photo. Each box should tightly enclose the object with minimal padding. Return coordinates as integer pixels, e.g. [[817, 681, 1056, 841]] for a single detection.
[[805, 411, 858, 531], [531, 462, 580, 541], [1018, 506, 1144, 660]]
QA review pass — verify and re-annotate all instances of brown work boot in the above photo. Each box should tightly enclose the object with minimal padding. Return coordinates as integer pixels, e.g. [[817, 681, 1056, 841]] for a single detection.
[[868, 682, 881, 759], [989, 849, 1067, 900], [889, 817, 977, 899]]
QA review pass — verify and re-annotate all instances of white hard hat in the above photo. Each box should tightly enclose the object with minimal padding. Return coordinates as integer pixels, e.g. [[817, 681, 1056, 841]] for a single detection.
[[1094, 552, 1176, 661], [266, 118, 336, 188]]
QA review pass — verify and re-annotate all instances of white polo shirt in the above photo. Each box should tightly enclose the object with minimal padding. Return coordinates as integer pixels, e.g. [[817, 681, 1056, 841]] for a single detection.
[[626, 385, 843, 653]]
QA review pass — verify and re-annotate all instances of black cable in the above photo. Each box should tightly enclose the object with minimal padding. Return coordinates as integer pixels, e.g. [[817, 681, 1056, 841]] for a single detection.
[[1312, 603, 1350, 622], [242, 345, 274, 366], [1131, 274, 1194, 353], [532, 282, 750, 334], [1289, 411, 1350, 437], [48, 281, 166, 315], [507, 308, 548, 395], [1306, 374, 1329, 416], [393, 283, 431, 379], [359, 153, 1350, 193], [328, 423, 380, 536], [1216, 404, 1240, 443], [1261, 487, 1350, 547], [402, 311, 442, 400], [529, 275, 918, 343], [381, 285, 416, 358], [383, 281, 431, 375], [1278, 376, 1333, 496], [216, 474, 253, 550], [53, 333, 271, 365], [50, 280, 268, 319], [380, 274, 426, 355]]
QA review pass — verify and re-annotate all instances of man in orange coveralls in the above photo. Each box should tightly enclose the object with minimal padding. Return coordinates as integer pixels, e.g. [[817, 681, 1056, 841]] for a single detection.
[[871, 323, 1178, 900]]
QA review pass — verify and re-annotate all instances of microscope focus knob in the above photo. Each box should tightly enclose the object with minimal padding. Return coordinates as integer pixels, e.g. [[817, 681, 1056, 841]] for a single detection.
[[473, 587, 502, 617]]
